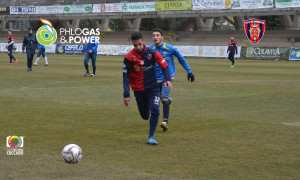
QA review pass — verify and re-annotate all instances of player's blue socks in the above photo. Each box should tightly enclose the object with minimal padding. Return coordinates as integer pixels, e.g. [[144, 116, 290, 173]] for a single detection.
[[93, 67, 96, 75], [162, 99, 171, 124], [149, 114, 159, 138], [85, 64, 89, 73], [9, 53, 16, 63]]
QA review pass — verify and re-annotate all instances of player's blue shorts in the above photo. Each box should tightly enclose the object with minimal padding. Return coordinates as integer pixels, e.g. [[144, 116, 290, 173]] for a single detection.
[[37, 48, 46, 58], [84, 52, 97, 68], [158, 78, 173, 99], [134, 86, 160, 120]]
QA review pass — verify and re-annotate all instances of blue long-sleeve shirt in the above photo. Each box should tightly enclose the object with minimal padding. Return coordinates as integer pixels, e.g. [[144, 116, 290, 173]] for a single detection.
[[148, 42, 192, 81], [86, 35, 98, 53], [38, 42, 45, 49]]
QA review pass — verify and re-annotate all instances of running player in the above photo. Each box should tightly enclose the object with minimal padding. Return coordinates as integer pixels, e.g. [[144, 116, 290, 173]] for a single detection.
[[149, 28, 194, 132], [33, 42, 48, 66], [123, 32, 172, 145]]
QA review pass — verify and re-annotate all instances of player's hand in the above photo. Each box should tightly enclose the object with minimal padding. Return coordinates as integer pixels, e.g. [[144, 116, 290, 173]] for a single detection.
[[164, 81, 172, 89], [5, 45, 8, 48], [124, 98, 130, 106], [22, 50, 25, 53], [89, 50, 92, 54], [36, 49, 38, 53], [187, 73, 195, 83]]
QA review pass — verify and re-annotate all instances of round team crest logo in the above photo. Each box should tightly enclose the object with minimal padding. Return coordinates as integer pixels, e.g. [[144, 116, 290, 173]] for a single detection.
[[36, 18, 57, 46]]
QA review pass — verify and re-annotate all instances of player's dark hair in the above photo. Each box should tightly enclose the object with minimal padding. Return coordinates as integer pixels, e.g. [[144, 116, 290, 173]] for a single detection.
[[131, 32, 143, 41], [152, 28, 164, 36], [8, 29, 11, 32]]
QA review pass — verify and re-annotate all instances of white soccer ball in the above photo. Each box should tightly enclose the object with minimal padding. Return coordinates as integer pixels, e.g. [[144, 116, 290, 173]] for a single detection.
[[62, 144, 82, 164]]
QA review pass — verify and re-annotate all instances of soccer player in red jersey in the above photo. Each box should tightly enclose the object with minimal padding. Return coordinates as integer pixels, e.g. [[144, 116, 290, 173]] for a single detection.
[[227, 36, 238, 67], [6, 30, 17, 65], [123, 32, 172, 145]]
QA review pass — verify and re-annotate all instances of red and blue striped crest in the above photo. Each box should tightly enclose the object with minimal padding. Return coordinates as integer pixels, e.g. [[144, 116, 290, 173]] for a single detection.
[[244, 18, 265, 44]]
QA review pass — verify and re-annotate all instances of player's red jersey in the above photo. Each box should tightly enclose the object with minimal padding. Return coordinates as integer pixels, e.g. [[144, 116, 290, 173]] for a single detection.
[[123, 46, 169, 94], [227, 40, 237, 54], [7, 35, 14, 49]]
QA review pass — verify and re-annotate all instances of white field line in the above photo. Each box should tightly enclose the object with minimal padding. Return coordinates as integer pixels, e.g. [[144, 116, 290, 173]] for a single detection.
[[0, 82, 65, 92], [282, 122, 300, 127]]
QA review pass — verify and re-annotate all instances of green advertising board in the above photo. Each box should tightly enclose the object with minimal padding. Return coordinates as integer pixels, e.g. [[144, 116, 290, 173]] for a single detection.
[[276, 0, 300, 8], [156, 0, 192, 11], [63, 4, 92, 13], [241, 47, 290, 59]]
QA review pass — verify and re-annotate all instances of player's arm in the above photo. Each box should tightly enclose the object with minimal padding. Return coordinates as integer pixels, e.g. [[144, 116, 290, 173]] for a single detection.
[[92, 37, 98, 53], [235, 42, 238, 54], [7, 36, 14, 47], [171, 46, 194, 82], [227, 43, 230, 53], [22, 35, 27, 53], [154, 51, 172, 89], [123, 57, 132, 106], [34, 36, 38, 52]]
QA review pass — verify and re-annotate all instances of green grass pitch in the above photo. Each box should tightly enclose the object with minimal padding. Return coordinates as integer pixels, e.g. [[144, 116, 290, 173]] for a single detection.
[[0, 53, 300, 179]]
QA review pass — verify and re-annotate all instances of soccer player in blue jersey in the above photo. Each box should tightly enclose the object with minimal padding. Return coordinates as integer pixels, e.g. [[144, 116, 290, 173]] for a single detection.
[[123, 32, 172, 145], [148, 28, 195, 132], [6, 30, 17, 65], [84, 30, 98, 77], [33, 42, 48, 66]]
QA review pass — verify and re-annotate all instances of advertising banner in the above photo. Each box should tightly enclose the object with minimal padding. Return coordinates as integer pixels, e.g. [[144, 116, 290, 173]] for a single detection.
[[92, 3, 123, 13], [199, 46, 241, 58], [97, 45, 120, 55], [10, 6, 37, 14], [14, 44, 23, 53], [176, 46, 200, 57], [289, 47, 300, 60], [118, 45, 133, 55], [56, 44, 86, 54], [0, 7, 9, 14], [0, 43, 7, 52], [276, 0, 300, 8], [231, 0, 273, 9], [96, 45, 241, 58], [45, 44, 57, 54], [156, 0, 192, 11], [36, 6, 64, 14], [192, 0, 231, 10], [122, 2, 156, 12], [242, 47, 290, 59], [63, 4, 92, 14], [0, 43, 28, 53]]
